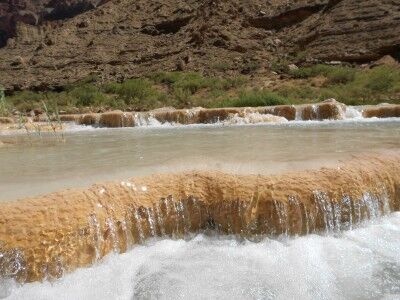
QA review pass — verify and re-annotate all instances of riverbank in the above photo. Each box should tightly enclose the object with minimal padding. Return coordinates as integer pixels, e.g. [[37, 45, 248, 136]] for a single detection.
[[1, 65, 399, 117]]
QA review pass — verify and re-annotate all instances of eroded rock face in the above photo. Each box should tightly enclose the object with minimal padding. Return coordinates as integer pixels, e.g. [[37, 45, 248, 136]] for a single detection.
[[0, 0, 109, 47], [0, 0, 399, 91], [0, 152, 399, 282], [285, 0, 400, 62]]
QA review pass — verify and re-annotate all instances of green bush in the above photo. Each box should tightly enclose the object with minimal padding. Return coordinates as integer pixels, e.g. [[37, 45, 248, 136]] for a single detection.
[[271, 60, 289, 74], [276, 85, 318, 103], [116, 79, 156, 103], [172, 87, 192, 106], [212, 62, 231, 72], [289, 64, 330, 78], [70, 84, 108, 107], [365, 67, 396, 92], [211, 89, 288, 108], [9, 91, 42, 105], [102, 82, 121, 94], [209, 76, 248, 91], [277, 65, 400, 105], [150, 72, 190, 85], [290, 64, 356, 86], [325, 67, 356, 85], [173, 74, 207, 95], [243, 61, 261, 73]]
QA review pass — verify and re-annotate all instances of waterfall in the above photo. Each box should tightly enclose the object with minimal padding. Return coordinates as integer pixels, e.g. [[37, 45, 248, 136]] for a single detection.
[[0, 153, 399, 283]]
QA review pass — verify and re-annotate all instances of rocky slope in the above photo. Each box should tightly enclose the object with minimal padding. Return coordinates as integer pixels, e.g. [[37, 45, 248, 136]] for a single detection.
[[0, 0, 399, 91], [0, 0, 109, 47]]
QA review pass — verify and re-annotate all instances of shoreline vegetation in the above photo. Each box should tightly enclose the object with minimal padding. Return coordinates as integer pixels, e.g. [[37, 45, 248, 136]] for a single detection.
[[1, 64, 400, 117]]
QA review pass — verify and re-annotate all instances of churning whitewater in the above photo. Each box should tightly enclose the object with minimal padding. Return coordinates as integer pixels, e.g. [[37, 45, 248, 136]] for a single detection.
[[3, 212, 400, 300]]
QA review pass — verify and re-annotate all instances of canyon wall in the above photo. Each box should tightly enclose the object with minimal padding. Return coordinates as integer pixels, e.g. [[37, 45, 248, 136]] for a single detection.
[[0, 0, 110, 47], [0, 0, 399, 91]]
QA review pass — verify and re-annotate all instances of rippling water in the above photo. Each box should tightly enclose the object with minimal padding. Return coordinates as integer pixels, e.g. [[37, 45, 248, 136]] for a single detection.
[[2, 213, 399, 300]]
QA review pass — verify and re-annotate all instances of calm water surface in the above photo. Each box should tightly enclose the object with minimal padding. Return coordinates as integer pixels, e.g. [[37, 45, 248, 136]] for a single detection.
[[0, 119, 399, 201]]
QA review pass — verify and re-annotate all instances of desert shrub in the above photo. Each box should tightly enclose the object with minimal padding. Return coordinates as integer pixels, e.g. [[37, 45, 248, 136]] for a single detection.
[[211, 89, 288, 108], [116, 79, 156, 103], [276, 85, 318, 103], [290, 64, 356, 86], [243, 61, 261, 73], [9, 91, 42, 104], [150, 72, 190, 85], [166, 73, 213, 96], [212, 62, 231, 72], [172, 87, 192, 106], [209, 76, 248, 91], [102, 82, 121, 94], [6, 91, 44, 112], [325, 67, 356, 85], [69, 84, 108, 107], [365, 67, 396, 92]]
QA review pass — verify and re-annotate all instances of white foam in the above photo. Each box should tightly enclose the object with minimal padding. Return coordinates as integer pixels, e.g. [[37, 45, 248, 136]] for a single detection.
[[345, 106, 363, 119], [4, 213, 400, 300], [63, 113, 400, 132], [222, 113, 288, 125]]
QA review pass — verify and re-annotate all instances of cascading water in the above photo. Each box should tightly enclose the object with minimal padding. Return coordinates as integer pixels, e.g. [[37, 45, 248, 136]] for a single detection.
[[68, 100, 395, 128], [2, 212, 400, 299], [1, 152, 399, 285]]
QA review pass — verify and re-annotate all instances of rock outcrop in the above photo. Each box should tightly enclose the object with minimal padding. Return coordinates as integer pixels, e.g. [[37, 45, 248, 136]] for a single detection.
[[0, 0, 110, 47], [0, 152, 399, 282], [0, 0, 399, 91], [284, 0, 400, 62]]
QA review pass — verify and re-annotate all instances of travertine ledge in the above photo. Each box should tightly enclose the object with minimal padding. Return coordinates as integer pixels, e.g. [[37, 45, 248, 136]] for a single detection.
[[48, 102, 400, 128], [0, 152, 400, 282]]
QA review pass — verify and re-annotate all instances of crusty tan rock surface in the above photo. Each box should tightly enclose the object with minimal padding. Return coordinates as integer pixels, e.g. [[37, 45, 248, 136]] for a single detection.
[[56, 100, 347, 127], [363, 105, 400, 119], [1, 152, 399, 282]]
